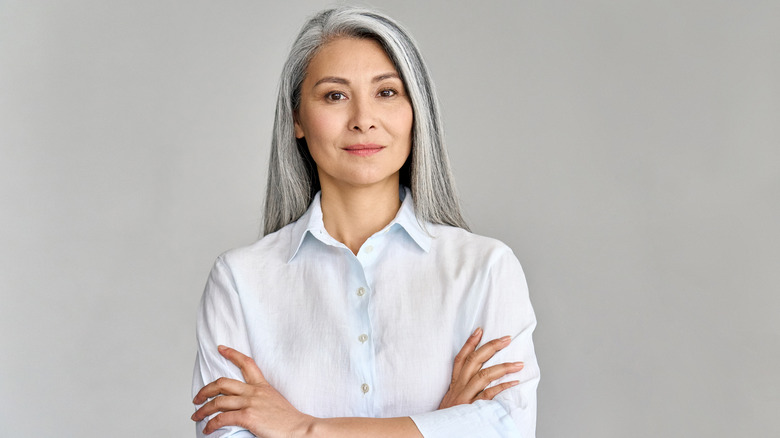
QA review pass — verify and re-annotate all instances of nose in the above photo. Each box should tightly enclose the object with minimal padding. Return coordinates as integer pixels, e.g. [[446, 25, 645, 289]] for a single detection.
[[348, 95, 376, 133]]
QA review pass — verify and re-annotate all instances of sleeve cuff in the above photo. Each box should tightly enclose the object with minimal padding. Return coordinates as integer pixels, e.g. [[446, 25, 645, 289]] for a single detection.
[[409, 400, 522, 438]]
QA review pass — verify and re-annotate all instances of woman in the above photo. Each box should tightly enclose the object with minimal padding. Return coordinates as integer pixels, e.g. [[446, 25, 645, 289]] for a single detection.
[[191, 6, 539, 438]]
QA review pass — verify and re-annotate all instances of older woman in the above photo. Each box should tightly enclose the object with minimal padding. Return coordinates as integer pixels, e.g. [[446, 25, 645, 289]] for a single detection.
[[191, 6, 539, 438]]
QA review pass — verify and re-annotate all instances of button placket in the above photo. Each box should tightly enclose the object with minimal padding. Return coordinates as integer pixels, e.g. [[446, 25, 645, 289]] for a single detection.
[[349, 255, 376, 408]]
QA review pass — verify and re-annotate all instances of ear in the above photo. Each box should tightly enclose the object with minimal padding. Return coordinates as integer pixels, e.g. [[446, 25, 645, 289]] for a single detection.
[[293, 110, 305, 139]]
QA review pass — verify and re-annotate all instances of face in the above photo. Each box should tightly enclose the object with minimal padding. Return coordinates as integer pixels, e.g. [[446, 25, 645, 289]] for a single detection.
[[294, 37, 413, 192]]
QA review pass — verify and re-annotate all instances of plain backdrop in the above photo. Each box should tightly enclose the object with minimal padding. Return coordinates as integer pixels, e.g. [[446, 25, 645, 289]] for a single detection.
[[1, 0, 778, 436]]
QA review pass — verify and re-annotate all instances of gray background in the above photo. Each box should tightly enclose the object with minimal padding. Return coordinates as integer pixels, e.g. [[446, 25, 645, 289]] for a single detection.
[[1, 0, 778, 436]]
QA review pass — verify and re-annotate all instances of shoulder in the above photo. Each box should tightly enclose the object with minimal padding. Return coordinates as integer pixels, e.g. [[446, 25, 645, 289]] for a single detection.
[[215, 221, 297, 273], [428, 223, 517, 260], [424, 223, 524, 277], [424, 225, 530, 304]]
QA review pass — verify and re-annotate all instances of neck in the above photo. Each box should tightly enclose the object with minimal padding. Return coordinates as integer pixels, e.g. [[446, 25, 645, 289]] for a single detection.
[[320, 179, 402, 255]]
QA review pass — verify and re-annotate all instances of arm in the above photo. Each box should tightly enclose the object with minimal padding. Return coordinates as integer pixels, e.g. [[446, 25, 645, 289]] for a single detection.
[[409, 247, 539, 438], [192, 340, 520, 438], [193, 346, 421, 438], [192, 257, 256, 438]]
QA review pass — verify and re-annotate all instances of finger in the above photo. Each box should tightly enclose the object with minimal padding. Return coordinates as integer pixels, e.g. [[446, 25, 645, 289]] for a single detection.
[[218, 345, 266, 384], [193, 377, 248, 405], [458, 335, 513, 384], [478, 380, 520, 401], [451, 327, 483, 383], [202, 410, 249, 435], [463, 362, 524, 400], [191, 395, 245, 422]]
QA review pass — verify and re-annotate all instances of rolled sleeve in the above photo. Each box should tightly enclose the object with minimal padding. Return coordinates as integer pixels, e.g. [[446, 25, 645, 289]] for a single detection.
[[410, 400, 522, 438]]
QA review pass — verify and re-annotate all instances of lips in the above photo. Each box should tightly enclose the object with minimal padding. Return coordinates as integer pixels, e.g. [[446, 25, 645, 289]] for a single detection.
[[343, 143, 384, 156]]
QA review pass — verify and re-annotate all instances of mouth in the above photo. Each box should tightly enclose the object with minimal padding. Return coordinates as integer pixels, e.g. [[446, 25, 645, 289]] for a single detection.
[[343, 143, 385, 157]]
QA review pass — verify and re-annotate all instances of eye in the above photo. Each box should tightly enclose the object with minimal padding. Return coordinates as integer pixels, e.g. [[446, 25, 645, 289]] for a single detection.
[[326, 92, 347, 101], [378, 88, 397, 98]]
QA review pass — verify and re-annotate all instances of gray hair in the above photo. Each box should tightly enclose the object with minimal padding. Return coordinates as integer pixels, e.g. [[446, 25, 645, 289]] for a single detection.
[[263, 6, 468, 235]]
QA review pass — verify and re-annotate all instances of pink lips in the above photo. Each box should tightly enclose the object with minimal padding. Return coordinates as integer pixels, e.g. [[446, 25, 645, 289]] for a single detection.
[[343, 143, 384, 157]]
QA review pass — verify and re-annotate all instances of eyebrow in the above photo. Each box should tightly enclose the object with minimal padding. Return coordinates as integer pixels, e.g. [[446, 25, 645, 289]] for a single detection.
[[313, 72, 401, 87]]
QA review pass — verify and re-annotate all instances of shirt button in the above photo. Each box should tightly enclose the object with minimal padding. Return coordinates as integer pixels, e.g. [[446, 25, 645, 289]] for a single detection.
[[365, 245, 374, 253], [361, 383, 370, 394], [358, 334, 368, 343], [356, 287, 366, 297]]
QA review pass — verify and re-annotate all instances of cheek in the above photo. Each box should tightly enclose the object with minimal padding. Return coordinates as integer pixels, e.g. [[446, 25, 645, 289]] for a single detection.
[[389, 105, 414, 142], [302, 110, 342, 145]]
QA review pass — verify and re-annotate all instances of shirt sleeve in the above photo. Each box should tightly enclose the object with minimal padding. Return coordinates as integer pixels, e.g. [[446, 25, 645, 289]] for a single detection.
[[410, 245, 540, 438], [191, 255, 256, 438]]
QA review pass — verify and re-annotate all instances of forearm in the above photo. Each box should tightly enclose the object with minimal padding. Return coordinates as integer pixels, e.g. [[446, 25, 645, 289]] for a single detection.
[[306, 416, 422, 438]]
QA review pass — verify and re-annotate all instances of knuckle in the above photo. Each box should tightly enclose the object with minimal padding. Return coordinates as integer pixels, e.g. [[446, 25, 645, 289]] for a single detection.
[[239, 411, 256, 428], [488, 383, 512, 399], [477, 368, 491, 380]]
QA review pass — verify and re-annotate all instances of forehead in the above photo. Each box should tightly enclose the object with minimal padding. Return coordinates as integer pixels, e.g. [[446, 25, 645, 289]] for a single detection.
[[305, 37, 398, 81]]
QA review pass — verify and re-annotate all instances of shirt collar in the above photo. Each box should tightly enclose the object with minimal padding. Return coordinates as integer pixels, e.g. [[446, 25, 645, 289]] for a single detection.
[[393, 186, 432, 252], [287, 186, 431, 262]]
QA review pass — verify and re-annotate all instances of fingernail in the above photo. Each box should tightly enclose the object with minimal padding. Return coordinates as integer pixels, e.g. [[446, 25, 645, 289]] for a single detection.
[[471, 327, 482, 337], [218, 345, 227, 353], [510, 380, 520, 387], [513, 362, 524, 368], [500, 336, 511, 343]]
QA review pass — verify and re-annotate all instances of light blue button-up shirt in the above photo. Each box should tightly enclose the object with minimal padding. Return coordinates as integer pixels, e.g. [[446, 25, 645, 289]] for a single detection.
[[192, 187, 539, 437]]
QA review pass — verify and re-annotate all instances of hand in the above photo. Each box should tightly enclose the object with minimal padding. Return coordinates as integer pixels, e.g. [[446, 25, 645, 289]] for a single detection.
[[191, 345, 314, 437], [438, 327, 524, 409]]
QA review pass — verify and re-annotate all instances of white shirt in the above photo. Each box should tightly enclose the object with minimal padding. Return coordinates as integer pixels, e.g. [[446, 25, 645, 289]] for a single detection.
[[192, 187, 539, 437]]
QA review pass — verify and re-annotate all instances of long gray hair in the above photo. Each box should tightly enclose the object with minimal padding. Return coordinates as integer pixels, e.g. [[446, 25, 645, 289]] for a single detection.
[[263, 6, 468, 235]]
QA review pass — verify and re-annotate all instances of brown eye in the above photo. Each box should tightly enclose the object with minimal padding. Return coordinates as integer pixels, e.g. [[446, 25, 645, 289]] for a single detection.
[[326, 92, 346, 101], [378, 89, 397, 97]]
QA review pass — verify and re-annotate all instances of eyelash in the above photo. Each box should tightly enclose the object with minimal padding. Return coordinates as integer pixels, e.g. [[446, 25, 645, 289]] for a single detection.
[[324, 88, 399, 101]]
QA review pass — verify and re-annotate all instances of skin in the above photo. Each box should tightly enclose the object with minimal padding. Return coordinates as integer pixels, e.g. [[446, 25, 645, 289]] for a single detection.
[[293, 37, 415, 254], [191, 37, 524, 437]]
